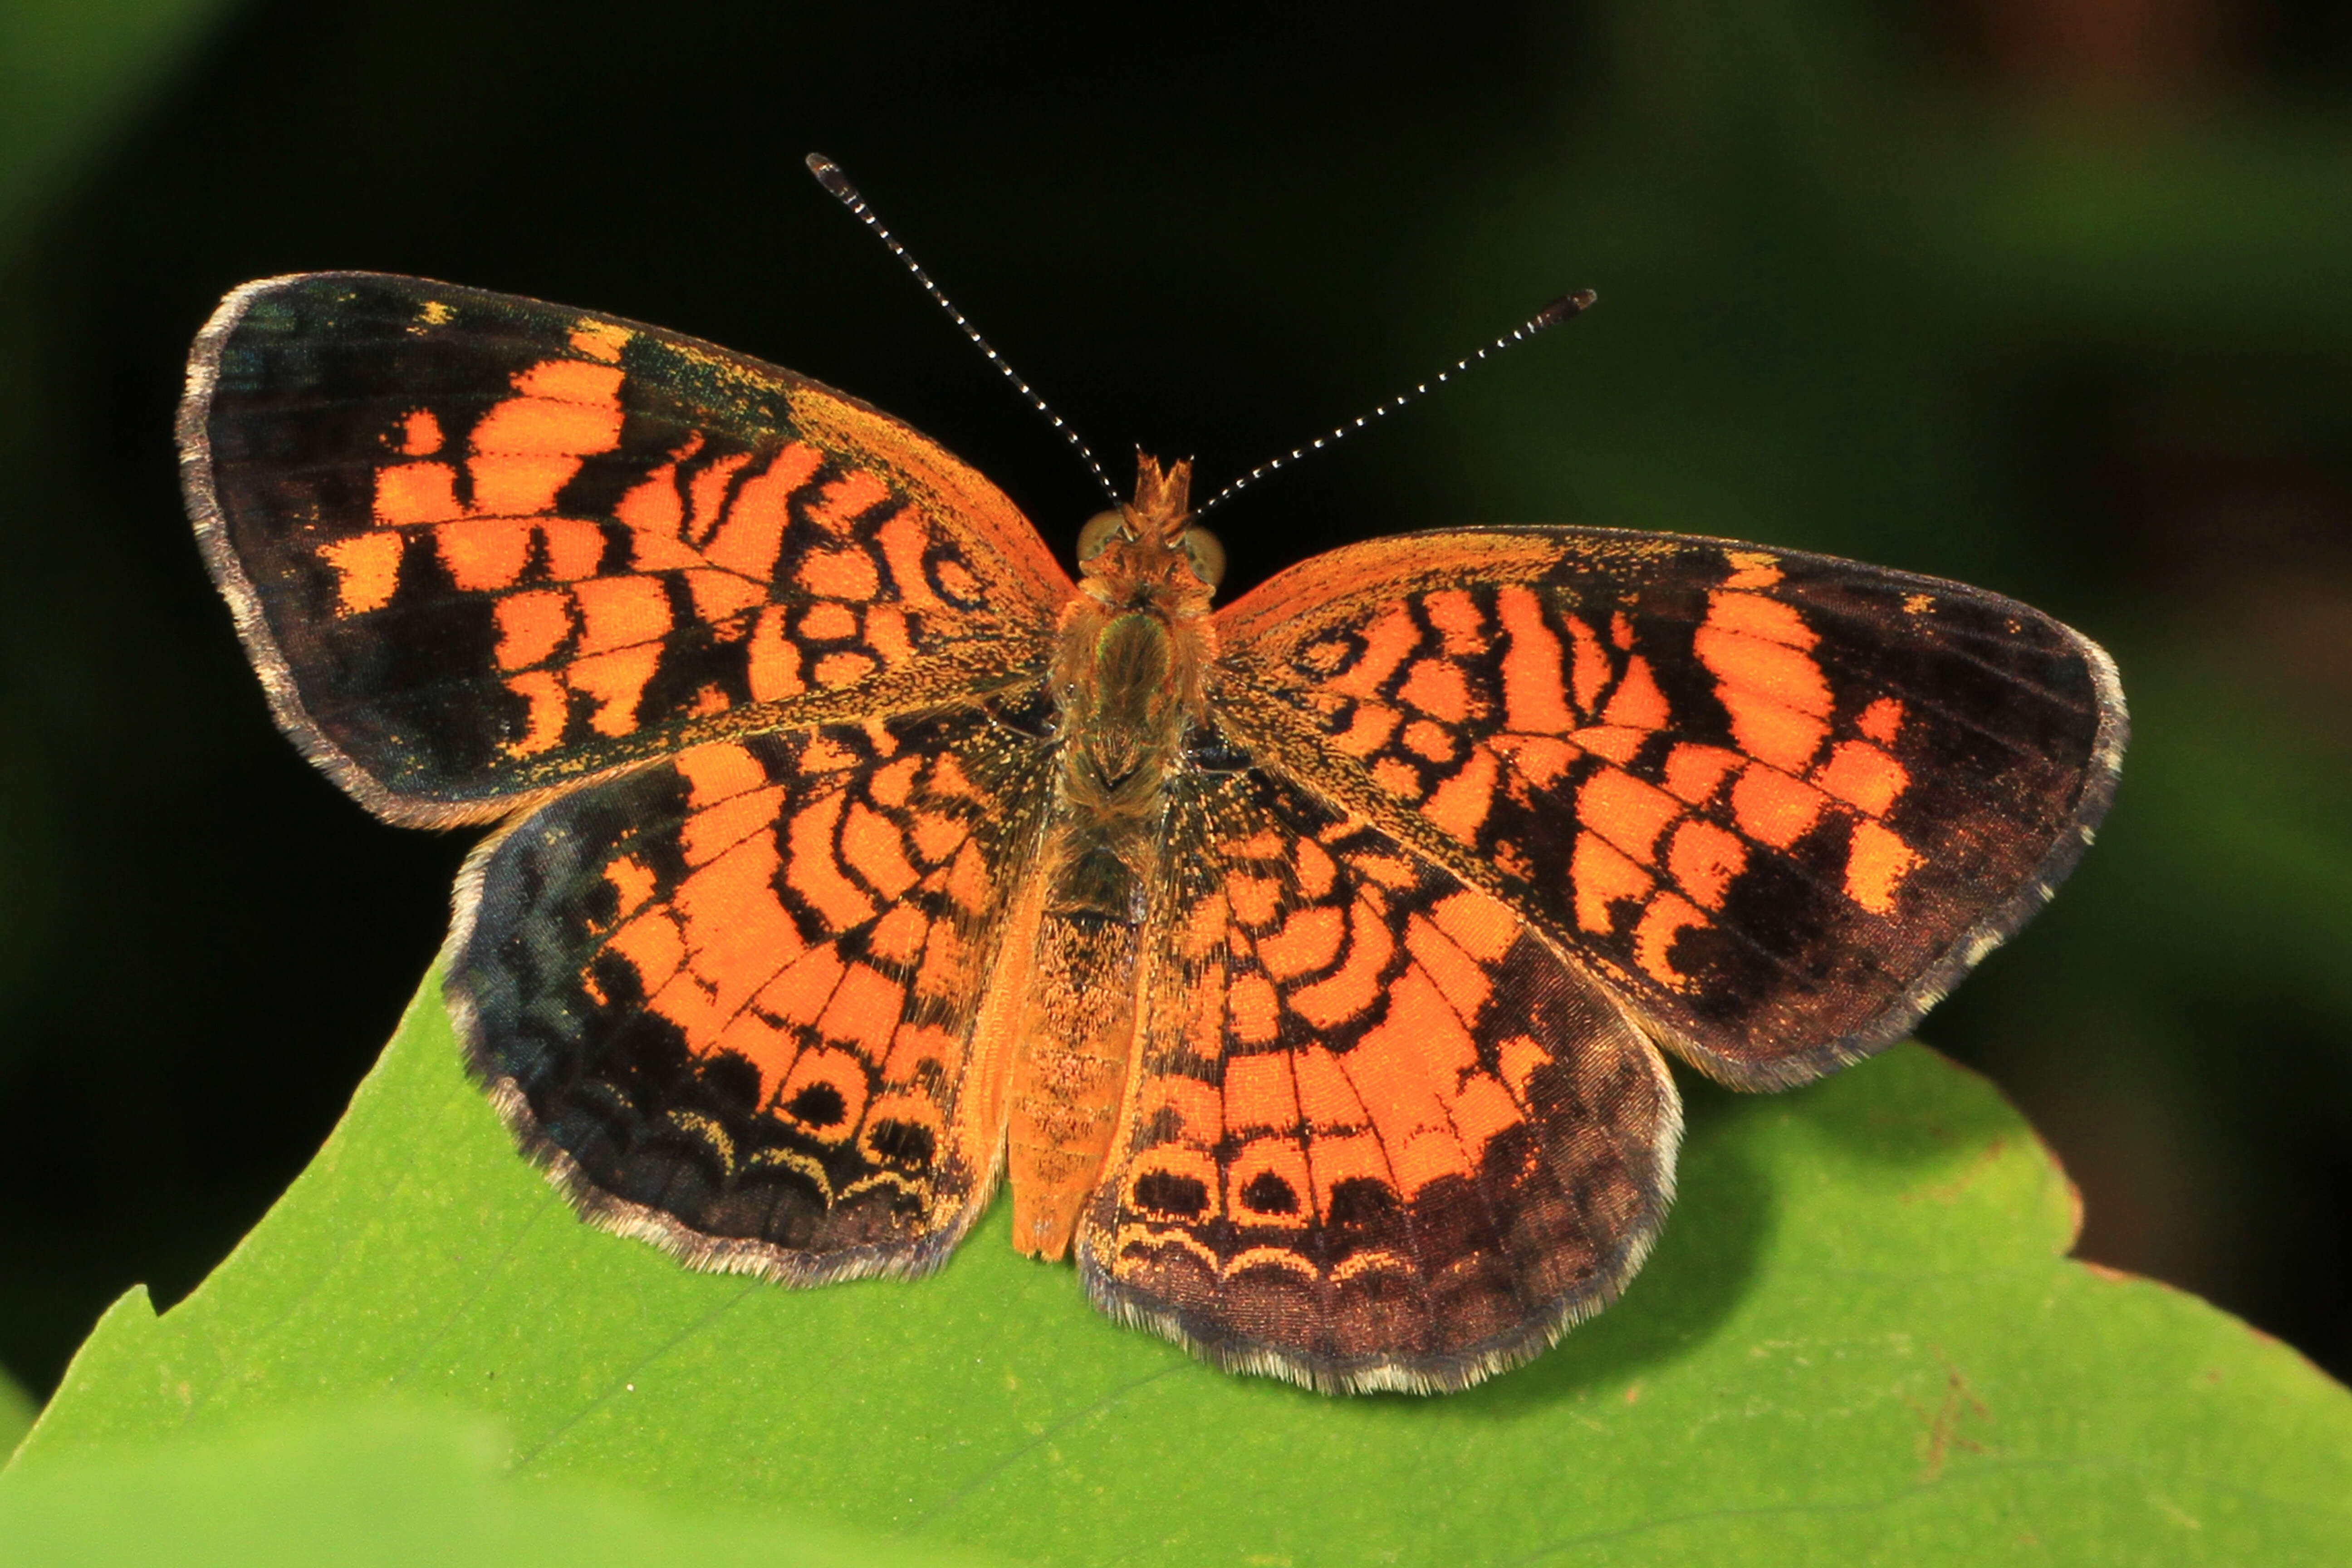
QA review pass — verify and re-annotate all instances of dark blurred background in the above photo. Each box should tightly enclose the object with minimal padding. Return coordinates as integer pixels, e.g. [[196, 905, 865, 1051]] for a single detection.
[[2, 0, 2347, 1405]]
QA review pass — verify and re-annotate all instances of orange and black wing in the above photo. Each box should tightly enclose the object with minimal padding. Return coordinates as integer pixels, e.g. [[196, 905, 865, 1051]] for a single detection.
[[451, 702, 1055, 1279], [1079, 759, 1678, 1393], [181, 272, 1071, 825], [1213, 529, 2125, 1088]]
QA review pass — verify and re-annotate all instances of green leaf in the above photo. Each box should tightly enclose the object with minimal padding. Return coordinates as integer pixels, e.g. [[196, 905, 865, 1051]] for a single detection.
[[13, 974, 2351, 1564], [0, 1403, 984, 1567], [0, 0, 240, 239]]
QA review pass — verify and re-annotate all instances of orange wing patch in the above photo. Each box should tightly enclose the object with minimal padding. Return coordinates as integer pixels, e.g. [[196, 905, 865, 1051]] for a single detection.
[[1250, 572, 1923, 962], [1079, 765, 1678, 1395], [343, 352, 1026, 764], [448, 701, 1056, 1279], [1216, 530, 2121, 1088]]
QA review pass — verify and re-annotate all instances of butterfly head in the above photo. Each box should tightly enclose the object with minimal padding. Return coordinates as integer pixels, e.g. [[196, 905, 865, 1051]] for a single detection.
[[1075, 453, 1225, 612]]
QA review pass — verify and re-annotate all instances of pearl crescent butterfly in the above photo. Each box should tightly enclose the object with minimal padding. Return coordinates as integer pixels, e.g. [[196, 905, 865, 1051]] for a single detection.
[[180, 270, 2125, 1393]]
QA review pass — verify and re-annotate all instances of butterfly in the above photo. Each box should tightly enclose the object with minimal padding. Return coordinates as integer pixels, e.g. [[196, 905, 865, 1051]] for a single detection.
[[180, 265, 2124, 1395]]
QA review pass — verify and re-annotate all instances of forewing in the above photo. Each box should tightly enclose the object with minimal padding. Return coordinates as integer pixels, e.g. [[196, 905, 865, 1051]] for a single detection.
[[1213, 529, 2126, 1088], [1079, 762, 1679, 1394], [182, 273, 1072, 825], [448, 701, 1053, 1280]]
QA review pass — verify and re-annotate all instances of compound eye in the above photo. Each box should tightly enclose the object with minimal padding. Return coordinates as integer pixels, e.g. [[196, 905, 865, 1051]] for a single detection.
[[1177, 525, 1225, 588], [1077, 510, 1127, 564]]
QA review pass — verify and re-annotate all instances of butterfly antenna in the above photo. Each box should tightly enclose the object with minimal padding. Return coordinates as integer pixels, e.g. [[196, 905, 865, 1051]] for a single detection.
[[807, 153, 1121, 506], [1193, 289, 1597, 518]]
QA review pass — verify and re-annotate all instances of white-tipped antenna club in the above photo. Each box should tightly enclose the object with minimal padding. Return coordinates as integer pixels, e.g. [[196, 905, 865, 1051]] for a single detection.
[[806, 153, 1120, 505], [1194, 289, 1597, 518]]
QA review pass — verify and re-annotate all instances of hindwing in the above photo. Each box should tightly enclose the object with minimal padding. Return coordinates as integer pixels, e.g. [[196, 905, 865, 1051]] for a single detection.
[[1081, 760, 1679, 1393], [449, 701, 1055, 1279]]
